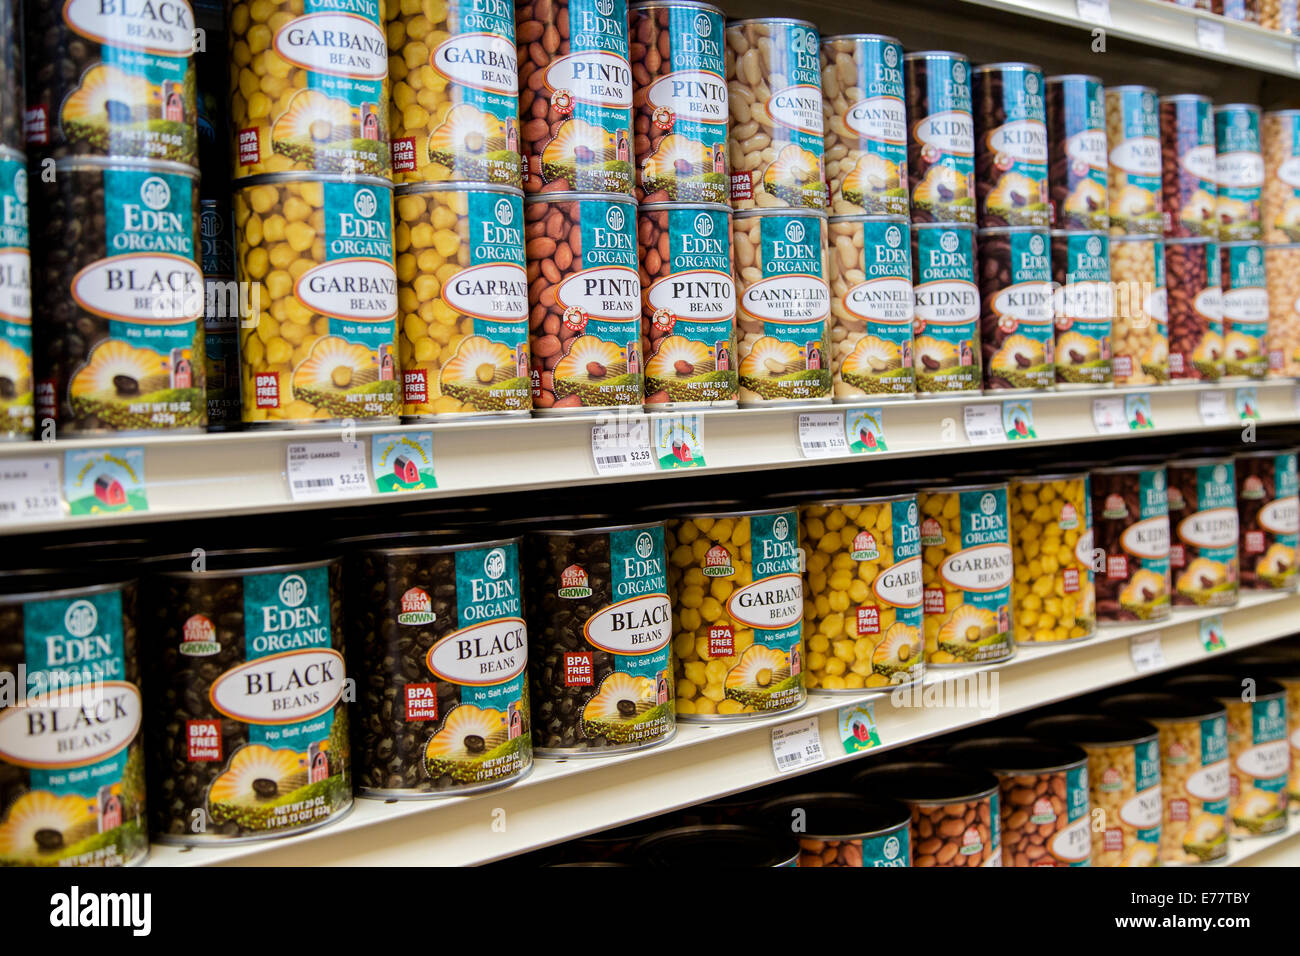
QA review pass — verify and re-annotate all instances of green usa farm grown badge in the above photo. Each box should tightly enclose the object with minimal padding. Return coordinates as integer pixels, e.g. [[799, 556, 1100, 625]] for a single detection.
[[846, 407, 887, 454], [64, 447, 148, 515], [371, 432, 436, 493], [653, 414, 705, 469]]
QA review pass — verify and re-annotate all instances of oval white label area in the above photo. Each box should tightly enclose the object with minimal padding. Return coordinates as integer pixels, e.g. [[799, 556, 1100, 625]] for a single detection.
[[1279, 156, 1300, 189], [873, 556, 923, 608], [0, 247, 31, 322], [1177, 507, 1239, 549], [1216, 152, 1265, 188], [433, 33, 519, 94], [1075, 527, 1094, 564], [1187, 760, 1231, 801], [648, 269, 736, 320], [1223, 287, 1269, 322], [1065, 129, 1107, 170], [64, 0, 196, 56], [987, 119, 1047, 163], [727, 574, 802, 629], [584, 595, 672, 654], [1120, 786, 1163, 828], [646, 70, 728, 123], [912, 280, 979, 323], [1054, 280, 1113, 321], [1181, 144, 1217, 181], [914, 111, 974, 156], [766, 84, 824, 135], [296, 258, 398, 321], [1193, 288, 1224, 321], [544, 51, 633, 107], [556, 266, 640, 319], [1050, 817, 1092, 864], [72, 253, 202, 322], [940, 543, 1013, 592], [1144, 288, 1167, 322], [426, 617, 527, 685], [1109, 137, 1160, 176], [442, 263, 528, 322], [274, 12, 388, 81], [0, 681, 142, 769], [1237, 740, 1290, 778], [993, 281, 1054, 323], [845, 96, 907, 143], [210, 648, 346, 725], [740, 275, 830, 323], [844, 277, 913, 322], [1122, 515, 1171, 559], [1259, 496, 1299, 535]]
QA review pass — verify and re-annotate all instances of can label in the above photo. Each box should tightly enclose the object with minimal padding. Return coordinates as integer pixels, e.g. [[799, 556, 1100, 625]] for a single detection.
[[0, 153, 31, 437], [1051, 77, 1107, 231], [1265, 113, 1300, 242], [1052, 232, 1112, 385], [1107, 89, 1162, 234], [1222, 242, 1268, 378], [979, 68, 1048, 226], [826, 36, 907, 215], [200, 200, 240, 428], [1231, 696, 1289, 834], [910, 55, 975, 222], [854, 825, 909, 866], [1160, 714, 1228, 863], [1239, 452, 1298, 590], [1118, 467, 1172, 617], [1164, 98, 1217, 237], [983, 228, 1053, 389], [835, 217, 914, 395], [1215, 108, 1263, 241], [1170, 460, 1238, 606], [912, 225, 979, 392]]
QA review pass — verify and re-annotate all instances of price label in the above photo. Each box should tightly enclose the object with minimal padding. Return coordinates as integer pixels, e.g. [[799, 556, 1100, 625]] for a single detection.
[[591, 417, 655, 476], [0, 457, 62, 524], [1130, 632, 1167, 674], [1126, 392, 1154, 430], [771, 716, 825, 774], [1002, 399, 1036, 440], [1235, 386, 1260, 422], [1198, 389, 1232, 426], [1076, 0, 1112, 24], [652, 414, 706, 469], [287, 441, 370, 502], [1200, 615, 1228, 653], [1093, 396, 1127, 434], [838, 702, 881, 754], [798, 412, 849, 458], [1195, 18, 1226, 53], [964, 404, 1006, 444]]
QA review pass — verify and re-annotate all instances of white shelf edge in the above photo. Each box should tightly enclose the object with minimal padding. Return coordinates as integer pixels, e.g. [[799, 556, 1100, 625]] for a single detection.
[[1228, 824, 1300, 865]]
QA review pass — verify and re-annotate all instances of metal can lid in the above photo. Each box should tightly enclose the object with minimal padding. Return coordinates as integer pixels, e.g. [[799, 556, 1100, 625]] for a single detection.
[[827, 212, 909, 225], [1213, 103, 1262, 114], [523, 190, 636, 206], [148, 548, 338, 579], [53, 155, 201, 180], [394, 181, 524, 199], [631, 0, 725, 15], [919, 479, 1009, 494], [971, 61, 1043, 74], [1105, 84, 1158, 95], [1101, 692, 1227, 723], [1049, 228, 1107, 240], [1108, 233, 1163, 243], [910, 220, 974, 231], [1044, 73, 1103, 86], [636, 200, 733, 214], [632, 824, 800, 867], [732, 206, 827, 220], [0, 145, 24, 165], [853, 761, 1000, 805], [726, 16, 818, 31], [903, 50, 969, 62], [1159, 93, 1213, 104], [1167, 673, 1286, 700], [1164, 235, 1214, 246], [234, 170, 393, 190], [948, 736, 1089, 775], [800, 490, 916, 509], [337, 530, 520, 555], [977, 225, 1050, 237], [821, 32, 903, 47], [1025, 712, 1159, 747], [757, 792, 912, 839]]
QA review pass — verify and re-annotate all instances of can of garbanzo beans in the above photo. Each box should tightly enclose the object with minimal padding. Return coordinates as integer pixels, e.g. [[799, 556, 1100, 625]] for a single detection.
[[1009, 471, 1096, 644], [666, 506, 805, 719], [917, 482, 1015, 666], [799, 492, 923, 693]]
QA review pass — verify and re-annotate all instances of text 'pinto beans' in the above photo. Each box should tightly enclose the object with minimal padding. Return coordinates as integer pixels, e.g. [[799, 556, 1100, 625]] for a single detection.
[[1220, 240, 1269, 380]]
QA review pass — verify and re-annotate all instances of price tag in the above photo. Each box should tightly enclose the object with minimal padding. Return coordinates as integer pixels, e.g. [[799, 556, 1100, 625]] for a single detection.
[[370, 432, 436, 493], [1125, 392, 1154, 430], [771, 716, 825, 774], [64, 447, 148, 516], [1198, 389, 1232, 426], [1195, 18, 1226, 53], [591, 417, 655, 476], [1235, 386, 1260, 422], [286, 441, 370, 502], [964, 404, 1006, 444], [838, 702, 881, 754], [652, 414, 705, 469], [1076, 0, 1112, 23], [1200, 615, 1228, 653], [1093, 396, 1127, 434], [1130, 632, 1167, 674], [798, 412, 849, 458], [1002, 399, 1036, 440], [0, 457, 62, 524]]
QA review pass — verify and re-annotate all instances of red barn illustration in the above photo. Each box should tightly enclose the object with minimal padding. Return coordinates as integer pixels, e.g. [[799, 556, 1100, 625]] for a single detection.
[[162, 82, 185, 122], [379, 344, 395, 381], [508, 702, 523, 739], [170, 348, 192, 389], [308, 742, 329, 783], [807, 345, 822, 371], [361, 104, 380, 141], [713, 143, 726, 173], [506, 119, 519, 154], [715, 344, 730, 371], [616, 129, 629, 162], [393, 454, 419, 484], [97, 786, 122, 832], [94, 474, 126, 507]]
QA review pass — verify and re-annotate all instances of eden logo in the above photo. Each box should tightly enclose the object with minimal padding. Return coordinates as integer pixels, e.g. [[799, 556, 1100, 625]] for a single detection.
[[694, 212, 714, 236], [953, 61, 966, 84], [980, 492, 998, 515], [278, 574, 308, 608], [1029, 234, 1045, 255], [354, 188, 378, 218], [140, 176, 170, 210], [1086, 235, 1102, 256], [484, 548, 507, 580], [885, 225, 902, 247], [785, 220, 805, 243], [12, 166, 26, 201], [884, 45, 898, 68], [636, 532, 655, 558], [774, 515, 790, 540], [940, 231, 959, 253], [1025, 72, 1039, 94], [596, 0, 614, 15], [606, 205, 625, 231], [64, 600, 98, 638], [495, 198, 514, 224], [694, 12, 711, 36]]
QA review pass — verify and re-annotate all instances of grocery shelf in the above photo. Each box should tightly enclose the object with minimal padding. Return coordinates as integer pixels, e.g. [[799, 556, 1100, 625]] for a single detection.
[[142, 589, 1298, 867], [0, 380, 1291, 535], [1229, 826, 1300, 865]]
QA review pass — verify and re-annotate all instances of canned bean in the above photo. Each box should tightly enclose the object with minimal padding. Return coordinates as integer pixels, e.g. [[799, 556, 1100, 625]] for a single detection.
[[395, 183, 530, 419], [1167, 455, 1239, 607], [633, 824, 800, 866], [1051, 230, 1113, 387], [1231, 655, 1300, 803], [0, 148, 31, 440], [638, 203, 738, 407], [904, 51, 975, 224], [827, 214, 914, 399], [0, 576, 147, 867], [201, 198, 242, 430], [629, 1, 729, 205], [524, 521, 675, 754], [1220, 240, 1269, 380], [525, 192, 642, 412], [24, 0, 197, 166], [234, 174, 400, 426], [759, 792, 912, 867], [1109, 235, 1169, 385], [1165, 237, 1224, 382], [1091, 462, 1172, 623], [724, 18, 824, 211], [387, 0, 521, 187], [142, 552, 353, 844], [732, 208, 831, 405], [911, 221, 980, 393], [1214, 104, 1264, 241], [666, 506, 805, 719], [1025, 713, 1162, 867], [32, 159, 205, 435], [1044, 74, 1107, 231], [1261, 0, 1298, 30], [799, 492, 923, 693], [1236, 447, 1298, 590], [1105, 86, 1162, 236], [1266, 243, 1300, 376], [0, 0, 20, 153], [1261, 109, 1300, 243], [1010, 471, 1095, 644], [972, 63, 1049, 228], [821, 33, 908, 217], [853, 762, 1002, 867], [917, 482, 1014, 666], [230, 0, 390, 178], [978, 226, 1054, 391], [517, 0, 634, 195], [1158, 94, 1217, 239]]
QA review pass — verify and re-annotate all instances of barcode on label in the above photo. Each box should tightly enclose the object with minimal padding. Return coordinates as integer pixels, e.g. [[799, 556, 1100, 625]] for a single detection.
[[804, 441, 826, 450], [776, 752, 801, 767], [0, 502, 12, 512], [595, 456, 627, 466], [293, 478, 334, 489]]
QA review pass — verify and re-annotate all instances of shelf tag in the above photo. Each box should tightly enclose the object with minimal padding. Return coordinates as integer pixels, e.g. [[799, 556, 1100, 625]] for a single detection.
[[286, 441, 370, 502], [0, 457, 62, 524], [1076, 0, 1112, 24], [798, 411, 850, 458], [1130, 632, 1166, 674], [64, 447, 148, 516], [591, 416, 655, 476], [1126, 392, 1155, 430], [1093, 396, 1127, 434], [845, 407, 888, 454], [1198, 389, 1232, 426], [1200, 615, 1228, 653], [1002, 399, 1036, 440], [771, 716, 825, 774], [652, 414, 706, 469], [1235, 386, 1260, 422], [1195, 18, 1226, 53], [838, 702, 881, 754], [370, 432, 436, 493], [964, 404, 1006, 444]]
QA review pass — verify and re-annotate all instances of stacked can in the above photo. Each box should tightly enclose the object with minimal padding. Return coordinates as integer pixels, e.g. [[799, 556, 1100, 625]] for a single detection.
[[823, 34, 914, 401], [0, 0, 28, 439], [1260, 111, 1299, 375], [25, 0, 205, 436], [1046, 75, 1112, 389], [633, 2, 737, 410], [229, 0, 400, 428]]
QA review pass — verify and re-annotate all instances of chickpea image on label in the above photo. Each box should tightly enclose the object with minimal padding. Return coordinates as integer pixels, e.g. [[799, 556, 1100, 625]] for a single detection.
[[1009, 473, 1096, 644]]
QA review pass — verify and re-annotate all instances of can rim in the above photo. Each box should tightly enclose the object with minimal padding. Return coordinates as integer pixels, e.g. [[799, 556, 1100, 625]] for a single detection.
[[523, 191, 637, 205], [1214, 103, 1262, 113], [910, 220, 974, 229], [151, 549, 338, 579], [394, 182, 525, 199], [821, 32, 903, 46], [732, 207, 828, 220], [1101, 692, 1227, 723], [635, 201, 734, 213], [801, 490, 916, 508], [971, 61, 1043, 73], [0, 145, 24, 165], [526, 518, 667, 537], [1025, 713, 1160, 747], [919, 480, 1008, 493], [1164, 236, 1214, 246], [1235, 446, 1298, 459], [342, 532, 522, 555], [0, 576, 134, 606], [1092, 462, 1162, 474], [726, 16, 818, 30], [1010, 470, 1089, 483], [53, 156, 200, 179], [853, 761, 1001, 804], [902, 50, 970, 61], [1049, 229, 1108, 238], [1158, 93, 1213, 104], [977, 225, 1050, 235], [826, 213, 910, 224], [1105, 84, 1158, 94], [1167, 455, 1233, 468], [672, 504, 797, 521], [757, 792, 912, 838], [948, 736, 1090, 775], [236, 171, 393, 189], [631, 0, 725, 14], [1044, 73, 1103, 85], [1108, 234, 1163, 243]]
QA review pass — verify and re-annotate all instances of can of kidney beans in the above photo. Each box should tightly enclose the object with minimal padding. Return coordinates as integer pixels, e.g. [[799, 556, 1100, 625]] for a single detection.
[[1220, 240, 1269, 380], [32, 159, 205, 435], [0, 147, 31, 440], [971, 63, 1048, 229], [911, 221, 980, 393], [525, 192, 642, 412], [1236, 447, 1298, 591], [200, 198, 241, 431], [0, 574, 148, 867], [344, 534, 531, 796], [142, 551, 352, 844], [1167, 454, 1239, 607], [1051, 230, 1113, 387], [1091, 462, 1172, 623], [1105, 86, 1162, 236], [978, 225, 1054, 391], [524, 520, 674, 754], [1159, 94, 1218, 239], [758, 792, 912, 867], [629, 1, 728, 205], [638, 202, 738, 408], [1214, 104, 1264, 242], [903, 51, 975, 224], [1044, 74, 1107, 231], [1165, 237, 1224, 382]]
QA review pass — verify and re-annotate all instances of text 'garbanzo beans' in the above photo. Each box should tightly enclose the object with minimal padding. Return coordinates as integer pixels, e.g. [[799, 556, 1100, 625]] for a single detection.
[[1010, 472, 1095, 644]]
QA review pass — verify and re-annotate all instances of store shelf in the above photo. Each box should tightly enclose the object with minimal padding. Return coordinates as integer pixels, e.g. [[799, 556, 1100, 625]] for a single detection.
[[0, 380, 1291, 535], [140, 589, 1298, 867], [1229, 826, 1300, 865]]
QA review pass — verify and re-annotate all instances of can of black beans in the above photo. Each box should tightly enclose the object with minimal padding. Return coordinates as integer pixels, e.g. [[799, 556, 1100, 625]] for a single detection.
[[200, 198, 241, 430], [633, 824, 801, 866], [524, 520, 675, 755], [142, 551, 352, 844], [0, 146, 32, 440], [0, 575, 148, 867], [971, 62, 1049, 228], [343, 534, 532, 798]]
